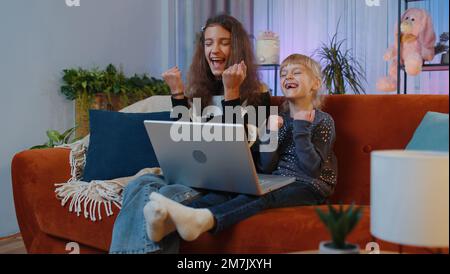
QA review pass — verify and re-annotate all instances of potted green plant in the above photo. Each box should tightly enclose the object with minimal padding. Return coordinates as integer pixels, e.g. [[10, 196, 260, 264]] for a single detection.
[[315, 203, 363, 254], [31, 126, 79, 149], [435, 32, 449, 65], [60, 64, 170, 138], [314, 30, 367, 95]]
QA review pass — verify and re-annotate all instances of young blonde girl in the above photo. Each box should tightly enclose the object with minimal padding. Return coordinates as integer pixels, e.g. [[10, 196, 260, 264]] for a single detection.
[[143, 54, 338, 245]]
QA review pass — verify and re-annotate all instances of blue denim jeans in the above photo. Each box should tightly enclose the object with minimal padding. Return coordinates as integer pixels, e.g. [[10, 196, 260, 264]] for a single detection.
[[188, 181, 325, 233], [109, 174, 201, 254]]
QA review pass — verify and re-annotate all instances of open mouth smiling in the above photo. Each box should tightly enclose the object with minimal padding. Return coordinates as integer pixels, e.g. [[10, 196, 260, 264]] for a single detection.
[[284, 82, 299, 89], [210, 57, 226, 68]]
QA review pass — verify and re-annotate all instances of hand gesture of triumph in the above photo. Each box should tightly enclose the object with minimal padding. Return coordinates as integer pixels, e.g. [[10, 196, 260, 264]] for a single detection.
[[267, 115, 284, 132], [162, 67, 185, 99], [222, 61, 247, 101]]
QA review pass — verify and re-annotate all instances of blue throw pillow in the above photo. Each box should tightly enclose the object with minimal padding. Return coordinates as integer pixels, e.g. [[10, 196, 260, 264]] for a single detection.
[[82, 110, 172, 181], [406, 111, 449, 152]]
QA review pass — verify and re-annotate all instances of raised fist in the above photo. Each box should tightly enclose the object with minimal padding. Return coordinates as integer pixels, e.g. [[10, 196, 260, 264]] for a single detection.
[[222, 61, 247, 100], [267, 115, 284, 131], [162, 67, 185, 98]]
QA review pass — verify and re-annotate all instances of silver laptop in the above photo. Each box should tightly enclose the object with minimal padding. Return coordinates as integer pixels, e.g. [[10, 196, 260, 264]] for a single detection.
[[144, 120, 296, 196]]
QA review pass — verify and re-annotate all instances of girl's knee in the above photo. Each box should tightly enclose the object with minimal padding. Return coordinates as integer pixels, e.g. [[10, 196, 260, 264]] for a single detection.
[[126, 174, 166, 192], [158, 184, 202, 204]]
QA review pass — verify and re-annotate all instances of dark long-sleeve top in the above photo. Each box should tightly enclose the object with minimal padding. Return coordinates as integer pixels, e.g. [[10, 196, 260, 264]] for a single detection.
[[171, 92, 271, 123], [258, 110, 338, 198], [171, 91, 272, 170]]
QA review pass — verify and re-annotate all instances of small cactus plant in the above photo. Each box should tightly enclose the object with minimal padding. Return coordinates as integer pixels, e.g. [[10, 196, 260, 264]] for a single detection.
[[316, 203, 363, 250]]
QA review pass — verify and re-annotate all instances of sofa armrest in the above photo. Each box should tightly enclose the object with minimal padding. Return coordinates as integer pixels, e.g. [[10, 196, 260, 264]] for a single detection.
[[11, 148, 71, 251]]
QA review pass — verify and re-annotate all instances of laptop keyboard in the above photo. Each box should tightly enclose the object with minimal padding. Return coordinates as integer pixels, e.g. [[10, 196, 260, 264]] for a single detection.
[[257, 175, 274, 186], [258, 174, 296, 185]]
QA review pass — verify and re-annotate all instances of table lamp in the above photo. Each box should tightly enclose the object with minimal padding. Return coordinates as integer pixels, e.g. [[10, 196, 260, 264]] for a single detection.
[[371, 150, 449, 250]]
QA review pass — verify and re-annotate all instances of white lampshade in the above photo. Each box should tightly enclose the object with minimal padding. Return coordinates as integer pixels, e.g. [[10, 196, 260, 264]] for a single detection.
[[371, 150, 449, 248]]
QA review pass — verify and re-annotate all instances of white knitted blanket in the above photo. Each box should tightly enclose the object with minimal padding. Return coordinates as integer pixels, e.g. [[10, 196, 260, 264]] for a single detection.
[[54, 139, 163, 222]]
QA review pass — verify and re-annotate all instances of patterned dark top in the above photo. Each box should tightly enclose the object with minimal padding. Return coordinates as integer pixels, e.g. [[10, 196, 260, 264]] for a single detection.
[[258, 109, 338, 198]]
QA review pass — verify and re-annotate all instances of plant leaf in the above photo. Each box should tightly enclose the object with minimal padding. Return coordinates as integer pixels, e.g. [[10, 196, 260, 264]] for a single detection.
[[45, 140, 54, 148], [30, 144, 50, 150], [315, 207, 329, 226], [314, 26, 366, 94], [46, 130, 62, 143], [61, 127, 77, 144]]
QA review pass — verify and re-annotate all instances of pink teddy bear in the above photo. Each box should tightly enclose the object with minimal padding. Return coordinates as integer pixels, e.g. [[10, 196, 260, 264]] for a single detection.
[[377, 8, 436, 92]]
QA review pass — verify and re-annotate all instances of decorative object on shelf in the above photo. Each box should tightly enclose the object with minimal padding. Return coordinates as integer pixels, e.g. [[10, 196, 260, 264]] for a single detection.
[[435, 32, 449, 65], [316, 203, 363, 254], [371, 150, 449, 251], [30, 126, 79, 150], [314, 29, 366, 95], [256, 31, 280, 65], [60, 64, 170, 138], [377, 8, 437, 92], [442, 52, 449, 65]]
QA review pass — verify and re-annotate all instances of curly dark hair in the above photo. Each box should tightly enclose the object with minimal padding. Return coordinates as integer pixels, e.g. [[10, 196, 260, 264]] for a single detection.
[[186, 14, 263, 108]]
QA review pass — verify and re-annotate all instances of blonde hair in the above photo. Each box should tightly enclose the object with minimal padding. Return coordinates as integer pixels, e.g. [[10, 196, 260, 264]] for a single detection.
[[280, 54, 324, 110]]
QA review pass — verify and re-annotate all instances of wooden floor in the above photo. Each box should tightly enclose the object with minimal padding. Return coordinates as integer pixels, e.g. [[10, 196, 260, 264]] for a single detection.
[[0, 234, 27, 254]]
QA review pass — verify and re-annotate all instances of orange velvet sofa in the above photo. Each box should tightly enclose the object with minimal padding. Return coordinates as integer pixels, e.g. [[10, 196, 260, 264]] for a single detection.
[[11, 95, 449, 254]]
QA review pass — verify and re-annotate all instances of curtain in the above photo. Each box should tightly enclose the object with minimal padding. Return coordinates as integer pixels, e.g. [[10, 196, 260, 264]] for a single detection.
[[160, 0, 448, 94], [162, 0, 254, 80], [254, 0, 449, 95]]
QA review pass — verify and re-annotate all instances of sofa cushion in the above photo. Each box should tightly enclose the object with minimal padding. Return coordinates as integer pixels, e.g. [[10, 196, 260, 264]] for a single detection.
[[324, 95, 449, 205], [406, 112, 449, 152], [82, 110, 172, 181]]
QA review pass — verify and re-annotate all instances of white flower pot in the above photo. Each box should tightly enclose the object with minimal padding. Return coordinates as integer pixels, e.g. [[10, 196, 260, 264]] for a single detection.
[[319, 241, 360, 254]]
